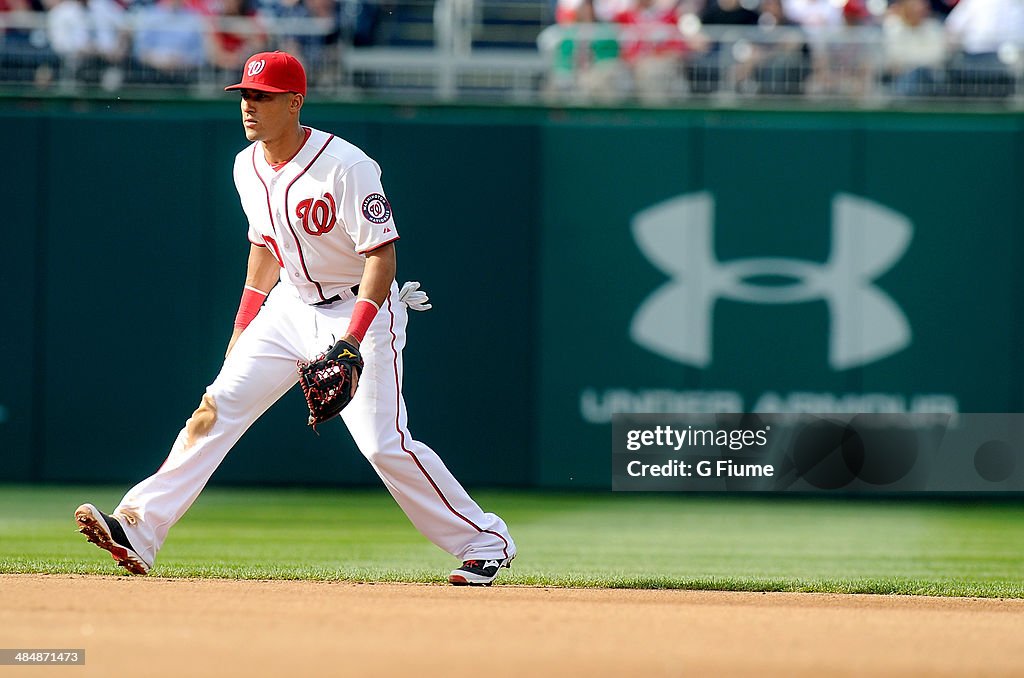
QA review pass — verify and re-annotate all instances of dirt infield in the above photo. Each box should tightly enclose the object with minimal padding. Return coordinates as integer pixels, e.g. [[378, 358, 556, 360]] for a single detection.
[[3, 575, 1023, 677]]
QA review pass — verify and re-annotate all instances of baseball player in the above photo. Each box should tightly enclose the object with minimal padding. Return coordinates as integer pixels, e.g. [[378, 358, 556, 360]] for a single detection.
[[74, 51, 516, 586]]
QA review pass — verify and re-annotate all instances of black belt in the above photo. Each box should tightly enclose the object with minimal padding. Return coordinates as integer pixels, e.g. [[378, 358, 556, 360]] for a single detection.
[[312, 285, 359, 306]]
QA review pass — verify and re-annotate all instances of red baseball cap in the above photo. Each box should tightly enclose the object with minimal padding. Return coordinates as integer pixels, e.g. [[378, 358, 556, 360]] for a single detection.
[[225, 51, 307, 96]]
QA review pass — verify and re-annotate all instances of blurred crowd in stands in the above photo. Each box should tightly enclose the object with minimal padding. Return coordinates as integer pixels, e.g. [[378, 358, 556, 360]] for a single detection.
[[1, 0, 1022, 99], [541, 0, 1024, 100], [0, 0, 377, 89]]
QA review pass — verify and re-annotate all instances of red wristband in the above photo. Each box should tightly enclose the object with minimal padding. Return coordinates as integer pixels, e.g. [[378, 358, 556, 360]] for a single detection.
[[346, 298, 379, 343], [234, 286, 268, 330]]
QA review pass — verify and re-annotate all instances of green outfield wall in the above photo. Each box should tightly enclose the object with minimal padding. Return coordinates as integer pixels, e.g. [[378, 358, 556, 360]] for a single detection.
[[1, 101, 1022, 489]]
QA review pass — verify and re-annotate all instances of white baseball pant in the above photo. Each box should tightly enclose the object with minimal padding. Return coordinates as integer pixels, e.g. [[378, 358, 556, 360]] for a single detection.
[[112, 281, 515, 568]]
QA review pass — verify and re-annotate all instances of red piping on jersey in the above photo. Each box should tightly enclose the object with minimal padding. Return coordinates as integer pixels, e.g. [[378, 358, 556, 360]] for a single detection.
[[358, 235, 401, 255], [270, 127, 312, 172], [282, 134, 335, 302], [385, 295, 511, 560], [252, 146, 279, 244]]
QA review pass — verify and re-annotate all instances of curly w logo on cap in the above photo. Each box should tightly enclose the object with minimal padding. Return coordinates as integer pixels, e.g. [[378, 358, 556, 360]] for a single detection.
[[226, 51, 307, 96]]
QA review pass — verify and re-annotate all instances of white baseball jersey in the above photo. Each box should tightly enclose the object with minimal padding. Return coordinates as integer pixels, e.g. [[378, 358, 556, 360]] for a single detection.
[[233, 127, 400, 304]]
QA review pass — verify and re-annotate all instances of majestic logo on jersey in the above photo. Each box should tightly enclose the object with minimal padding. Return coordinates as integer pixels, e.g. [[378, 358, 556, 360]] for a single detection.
[[631, 192, 913, 370], [362, 194, 391, 224], [296, 193, 337, 236], [247, 59, 266, 77]]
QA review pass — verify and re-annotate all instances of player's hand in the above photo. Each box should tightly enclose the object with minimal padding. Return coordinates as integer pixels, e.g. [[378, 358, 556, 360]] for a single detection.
[[399, 281, 432, 311], [349, 365, 359, 398], [340, 334, 361, 397]]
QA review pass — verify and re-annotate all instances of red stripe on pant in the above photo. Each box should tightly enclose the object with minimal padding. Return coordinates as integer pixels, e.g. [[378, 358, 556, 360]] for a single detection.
[[385, 295, 510, 559]]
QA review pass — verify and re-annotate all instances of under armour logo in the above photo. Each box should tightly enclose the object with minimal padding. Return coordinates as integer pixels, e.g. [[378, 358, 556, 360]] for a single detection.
[[631, 192, 912, 370], [247, 59, 266, 77]]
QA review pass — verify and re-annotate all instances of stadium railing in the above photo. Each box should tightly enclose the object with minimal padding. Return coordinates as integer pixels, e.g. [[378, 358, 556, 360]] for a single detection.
[[2, 6, 1023, 106]]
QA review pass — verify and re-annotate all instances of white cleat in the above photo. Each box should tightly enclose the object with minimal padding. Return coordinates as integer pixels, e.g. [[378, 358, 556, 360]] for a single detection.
[[449, 555, 515, 586], [74, 503, 151, 575]]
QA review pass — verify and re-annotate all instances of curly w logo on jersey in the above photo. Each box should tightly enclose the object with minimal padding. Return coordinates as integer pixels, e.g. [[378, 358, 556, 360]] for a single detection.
[[296, 194, 337, 236]]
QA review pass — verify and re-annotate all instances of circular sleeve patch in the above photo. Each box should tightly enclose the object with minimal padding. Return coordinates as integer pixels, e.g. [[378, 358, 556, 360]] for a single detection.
[[361, 194, 392, 224]]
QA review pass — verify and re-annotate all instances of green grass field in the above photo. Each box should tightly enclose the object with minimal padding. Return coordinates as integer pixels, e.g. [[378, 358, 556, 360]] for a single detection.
[[1, 485, 1022, 598]]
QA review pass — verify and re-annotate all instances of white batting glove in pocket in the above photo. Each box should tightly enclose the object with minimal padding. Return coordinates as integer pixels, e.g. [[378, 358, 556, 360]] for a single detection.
[[399, 281, 432, 311]]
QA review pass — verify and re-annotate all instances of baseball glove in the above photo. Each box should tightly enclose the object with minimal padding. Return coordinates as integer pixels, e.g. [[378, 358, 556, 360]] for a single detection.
[[297, 338, 363, 430]]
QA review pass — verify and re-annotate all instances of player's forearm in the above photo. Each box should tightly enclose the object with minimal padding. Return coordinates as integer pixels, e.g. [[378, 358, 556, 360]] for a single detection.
[[245, 244, 282, 293], [357, 243, 397, 308], [342, 243, 396, 346], [228, 245, 282, 356]]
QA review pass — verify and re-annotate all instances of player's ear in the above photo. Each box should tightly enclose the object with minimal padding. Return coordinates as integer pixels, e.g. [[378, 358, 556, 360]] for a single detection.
[[291, 93, 304, 114]]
